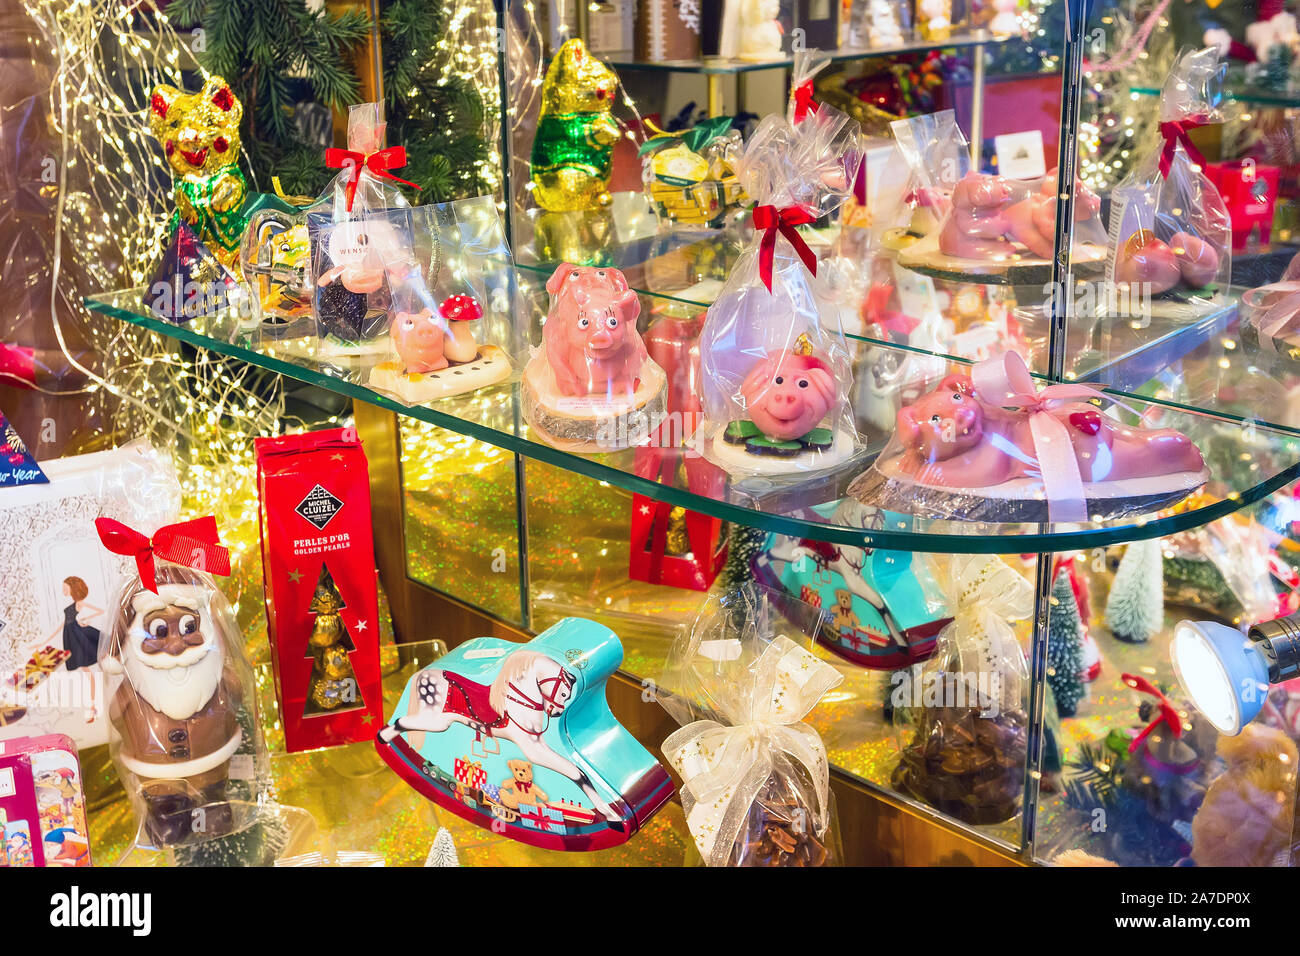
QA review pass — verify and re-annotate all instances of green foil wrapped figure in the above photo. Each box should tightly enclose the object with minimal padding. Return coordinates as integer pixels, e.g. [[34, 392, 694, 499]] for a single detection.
[[529, 39, 621, 212], [148, 75, 250, 267]]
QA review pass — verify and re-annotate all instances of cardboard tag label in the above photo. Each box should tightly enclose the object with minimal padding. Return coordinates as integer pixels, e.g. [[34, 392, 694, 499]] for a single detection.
[[995, 131, 1046, 180], [893, 262, 940, 319]]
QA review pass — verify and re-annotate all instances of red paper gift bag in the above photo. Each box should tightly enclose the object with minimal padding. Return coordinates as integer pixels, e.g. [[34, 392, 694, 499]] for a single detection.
[[255, 428, 382, 752]]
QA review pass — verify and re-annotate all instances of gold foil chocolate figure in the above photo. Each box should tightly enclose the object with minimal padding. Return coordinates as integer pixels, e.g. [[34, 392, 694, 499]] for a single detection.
[[304, 569, 361, 715]]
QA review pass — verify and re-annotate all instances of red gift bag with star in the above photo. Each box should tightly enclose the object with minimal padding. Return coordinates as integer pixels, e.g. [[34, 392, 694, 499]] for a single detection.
[[255, 428, 382, 752]]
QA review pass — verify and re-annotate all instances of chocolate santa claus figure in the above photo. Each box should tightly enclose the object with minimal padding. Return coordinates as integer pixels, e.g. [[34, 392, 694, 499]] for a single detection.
[[95, 516, 264, 848]]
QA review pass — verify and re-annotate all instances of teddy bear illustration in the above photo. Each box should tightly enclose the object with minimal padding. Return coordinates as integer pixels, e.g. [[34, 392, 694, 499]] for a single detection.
[[498, 759, 549, 809], [530, 39, 622, 212], [830, 589, 862, 632], [148, 76, 249, 266]]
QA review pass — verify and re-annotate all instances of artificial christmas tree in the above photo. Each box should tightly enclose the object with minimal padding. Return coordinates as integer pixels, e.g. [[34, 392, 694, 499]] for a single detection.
[[1047, 568, 1087, 718], [1107, 539, 1165, 643], [424, 827, 460, 867], [720, 524, 762, 590]]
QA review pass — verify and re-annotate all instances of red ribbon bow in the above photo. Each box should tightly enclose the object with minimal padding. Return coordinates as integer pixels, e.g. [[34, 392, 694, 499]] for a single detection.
[[792, 80, 818, 123], [1157, 115, 1208, 179], [325, 145, 422, 212], [94, 516, 231, 594], [752, 204, 818, 292], [1122, 672, 1184, 755]]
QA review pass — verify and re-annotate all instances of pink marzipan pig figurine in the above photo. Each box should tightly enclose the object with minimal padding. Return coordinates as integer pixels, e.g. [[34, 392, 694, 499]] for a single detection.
[[543, 263, 648, 398], [940, 173, 1101, 260], [740, 350, 837, 442], [390, 295, 484, 374], [895, 373, 1205, 488]]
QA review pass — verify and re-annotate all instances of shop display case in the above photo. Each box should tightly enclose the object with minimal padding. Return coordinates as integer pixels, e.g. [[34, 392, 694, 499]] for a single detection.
[[64, 0, 1300, 867]]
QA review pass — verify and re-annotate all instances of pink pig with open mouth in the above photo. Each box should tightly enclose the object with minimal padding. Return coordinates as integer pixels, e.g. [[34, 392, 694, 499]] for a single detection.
[[740, 350, 838, 441], [543, 263, 647, 398]]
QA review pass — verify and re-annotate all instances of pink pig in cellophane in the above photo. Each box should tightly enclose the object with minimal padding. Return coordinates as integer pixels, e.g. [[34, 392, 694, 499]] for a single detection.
[[696, 97, 862, 477]]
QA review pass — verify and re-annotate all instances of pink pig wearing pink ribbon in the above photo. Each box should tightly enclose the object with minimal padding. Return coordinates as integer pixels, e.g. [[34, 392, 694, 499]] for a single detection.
[[543, 264, 648, 398], [894, 353, 1206, 522]]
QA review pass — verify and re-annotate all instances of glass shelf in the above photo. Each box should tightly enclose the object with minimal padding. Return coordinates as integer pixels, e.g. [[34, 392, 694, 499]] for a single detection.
[[598, 32, 1012, 75], [86, 286, 1300, 552]]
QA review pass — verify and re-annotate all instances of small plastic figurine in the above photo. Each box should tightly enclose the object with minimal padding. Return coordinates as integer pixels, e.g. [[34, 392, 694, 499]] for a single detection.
[[988, 0, 1021, 36], [866, 0, 905, 46], [917, 0, 952, 40], [148, 76, 249, 267], [529, 39, 621, 212]]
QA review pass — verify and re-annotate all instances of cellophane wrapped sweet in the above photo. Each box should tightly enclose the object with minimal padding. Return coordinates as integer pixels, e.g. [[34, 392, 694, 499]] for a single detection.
[[889, 110, 970, 242], [99, 555, 270, 850], [847, 350, 1210, 524], [891, 554, 1031, 825], [1242, 248, 1300, 354], [367, 196, 521, 404], [659, 586, 843, 867], [308, 102, 419, 357], [695, 89, 862, 476], [1107, 47, 1231, 302], [639, 116, 745, 229]]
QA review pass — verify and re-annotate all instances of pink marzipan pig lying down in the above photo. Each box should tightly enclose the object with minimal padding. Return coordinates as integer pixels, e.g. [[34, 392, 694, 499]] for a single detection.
[[895, 373, 1205, 488], [543, 264, 648, 398], [740, 351, 837, 442], [939, 173, 1101, 260]]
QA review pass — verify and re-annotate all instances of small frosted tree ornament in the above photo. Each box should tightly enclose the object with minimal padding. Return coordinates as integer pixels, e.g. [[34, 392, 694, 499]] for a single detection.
[[1047, 568, 1087, 717], [1106, 538, 1165, 644]]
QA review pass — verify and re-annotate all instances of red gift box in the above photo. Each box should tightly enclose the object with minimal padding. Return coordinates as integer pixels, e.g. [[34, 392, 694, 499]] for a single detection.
[[628, 444, 727, 591], [454, 756, 487, 789], [255, 428, 383, 752], [1206, 160, 1280, 251]]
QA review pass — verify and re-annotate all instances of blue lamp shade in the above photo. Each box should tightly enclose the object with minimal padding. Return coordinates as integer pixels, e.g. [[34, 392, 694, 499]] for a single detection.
[[1171, 621, 1272, 736]]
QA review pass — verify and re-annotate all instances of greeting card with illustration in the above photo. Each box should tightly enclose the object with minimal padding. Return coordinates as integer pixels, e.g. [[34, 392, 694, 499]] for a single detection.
[[0, 443, 179, 747]]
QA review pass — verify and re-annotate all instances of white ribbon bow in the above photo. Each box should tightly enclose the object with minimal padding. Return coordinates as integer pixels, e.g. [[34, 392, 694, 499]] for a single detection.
[[662, 636, 842, 866], [929, 555, 1033, 711]]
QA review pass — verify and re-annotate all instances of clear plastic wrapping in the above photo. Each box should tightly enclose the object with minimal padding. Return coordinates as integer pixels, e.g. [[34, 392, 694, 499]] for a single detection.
[[847, 350, 1210, 524], [695, 95, 862, 476], [891, 554, 1031, 825], [659, 586, 843, 867], [639, 116, 746, 229], [99, 555, 270, 850], [889, 110, 970, 242], [1242, 248, 1300, 353], [366, 197, 520, 404], [1107, 48, 1232, 300]]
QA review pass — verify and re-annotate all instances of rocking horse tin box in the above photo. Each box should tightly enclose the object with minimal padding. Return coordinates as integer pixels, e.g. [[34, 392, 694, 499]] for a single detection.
[[375, 618, 673, 851]]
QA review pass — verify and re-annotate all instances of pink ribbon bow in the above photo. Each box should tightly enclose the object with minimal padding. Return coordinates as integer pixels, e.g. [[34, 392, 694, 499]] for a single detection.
[[1244, 280, 1300, 350], [971, 352, 1118, 524], [1157, 115, 1208, 179]]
